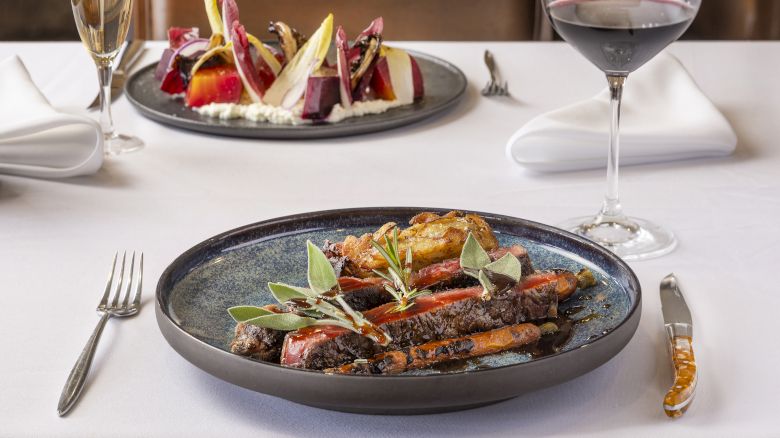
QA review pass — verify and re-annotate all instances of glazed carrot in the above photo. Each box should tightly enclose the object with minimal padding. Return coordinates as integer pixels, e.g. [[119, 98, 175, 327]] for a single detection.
[[325, 323, 542, 375]]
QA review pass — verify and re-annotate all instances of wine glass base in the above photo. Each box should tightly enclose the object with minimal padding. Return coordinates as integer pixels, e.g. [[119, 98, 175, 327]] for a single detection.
[[558, 215, 677, 261], [104, 133, 144, 156]]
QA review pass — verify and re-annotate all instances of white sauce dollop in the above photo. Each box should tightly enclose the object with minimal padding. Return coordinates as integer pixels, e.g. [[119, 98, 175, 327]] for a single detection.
[[193, 99, 407, 125]]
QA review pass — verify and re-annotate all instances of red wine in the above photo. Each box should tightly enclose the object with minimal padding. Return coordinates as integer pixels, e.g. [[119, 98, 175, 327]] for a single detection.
[[548, 0, 696, 74]]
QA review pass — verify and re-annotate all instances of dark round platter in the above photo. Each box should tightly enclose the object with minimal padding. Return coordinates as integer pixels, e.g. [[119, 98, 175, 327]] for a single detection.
[[156, 207, 641, 414], [125, 50, 467, 139]]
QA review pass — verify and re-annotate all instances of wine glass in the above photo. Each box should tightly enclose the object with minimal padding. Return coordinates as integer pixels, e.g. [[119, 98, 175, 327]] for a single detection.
[[541, 0, 700, 260], [72, 0, 143, 155]]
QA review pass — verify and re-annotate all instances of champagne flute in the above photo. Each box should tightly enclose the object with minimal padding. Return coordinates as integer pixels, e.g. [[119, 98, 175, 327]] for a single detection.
[[72, 0, 143, 155], [541, 0, 700, 260]]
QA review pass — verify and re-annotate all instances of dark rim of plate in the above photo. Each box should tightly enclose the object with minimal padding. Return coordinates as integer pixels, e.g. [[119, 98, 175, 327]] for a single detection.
[[125, 49, 468, 136], [156, 207, 642, 379]]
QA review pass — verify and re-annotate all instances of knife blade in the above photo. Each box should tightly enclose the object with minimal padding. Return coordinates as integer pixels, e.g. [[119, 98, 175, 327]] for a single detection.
[[87, 40, 146, 110], [660, 273, 697, 418]]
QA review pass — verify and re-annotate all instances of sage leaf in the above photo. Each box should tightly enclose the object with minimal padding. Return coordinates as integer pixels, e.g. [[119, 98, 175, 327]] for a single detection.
[[484, 253, 522, 282], [477, 269, 495, 296], [244, 312, 319, 331], [227, 305, 275, 322], [268, 282, 316, 304], [307, 240, 338, 293], [460, 233, 491, 271]]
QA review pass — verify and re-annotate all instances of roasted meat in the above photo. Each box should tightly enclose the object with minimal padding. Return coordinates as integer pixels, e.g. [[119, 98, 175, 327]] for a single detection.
[[280, 270, 572, 370], [230, 246, 534, 362], [229, 304, 287, 361], [337, 211, 499, 278], [411, 245, 534, 290]]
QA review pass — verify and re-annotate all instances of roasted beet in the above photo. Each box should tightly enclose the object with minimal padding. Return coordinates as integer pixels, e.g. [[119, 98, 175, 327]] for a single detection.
[[185, 65, 242, 107], [302, 75, 341, 120]]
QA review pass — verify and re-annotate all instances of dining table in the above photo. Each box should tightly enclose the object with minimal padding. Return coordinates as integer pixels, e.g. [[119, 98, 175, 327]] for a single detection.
[[1, 40, 778, 437]]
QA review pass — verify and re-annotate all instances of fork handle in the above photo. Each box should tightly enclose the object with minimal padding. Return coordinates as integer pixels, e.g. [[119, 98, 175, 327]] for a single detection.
[[484, 50, 497, 83], [57, 313, 110, 416]]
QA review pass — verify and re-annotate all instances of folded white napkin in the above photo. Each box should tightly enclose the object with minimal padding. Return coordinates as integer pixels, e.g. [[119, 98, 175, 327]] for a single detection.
[[0, 55, 103, 178], [506, 52, 737, 172]]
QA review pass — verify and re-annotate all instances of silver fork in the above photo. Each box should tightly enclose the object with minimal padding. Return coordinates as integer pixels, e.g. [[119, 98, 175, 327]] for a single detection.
[[481, 50, 510, 97], [57, 251, 144, 417]]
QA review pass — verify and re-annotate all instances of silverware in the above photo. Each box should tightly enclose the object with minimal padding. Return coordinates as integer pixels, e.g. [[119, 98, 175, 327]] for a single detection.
[[57, 252, 144, 416], [481, 50, 509, 97], [87, 41, 147, 111], [660, 273, 697, 418]]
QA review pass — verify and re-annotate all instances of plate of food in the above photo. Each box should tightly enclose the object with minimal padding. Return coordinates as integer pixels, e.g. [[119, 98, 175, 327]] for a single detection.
[[125, 0, 467, 139], [156, 208, 641, 414]]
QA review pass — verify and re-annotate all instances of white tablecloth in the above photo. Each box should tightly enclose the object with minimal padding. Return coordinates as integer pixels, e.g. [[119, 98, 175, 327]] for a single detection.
[[1, 41, 778, 437]]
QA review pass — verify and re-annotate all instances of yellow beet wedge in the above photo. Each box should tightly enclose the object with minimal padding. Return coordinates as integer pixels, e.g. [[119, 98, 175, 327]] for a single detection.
[[263, 13, 334, 108]]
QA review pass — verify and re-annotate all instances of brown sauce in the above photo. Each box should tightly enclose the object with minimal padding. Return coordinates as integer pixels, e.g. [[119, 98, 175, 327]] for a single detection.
[[523, 315, 575, 358]]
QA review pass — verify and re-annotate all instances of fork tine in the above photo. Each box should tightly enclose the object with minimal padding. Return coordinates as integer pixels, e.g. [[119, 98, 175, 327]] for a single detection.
[[132, 253, 144, 308], [110, 252, 127, 308], [121, 252, 136, 309], [98, 252, 119, 310]]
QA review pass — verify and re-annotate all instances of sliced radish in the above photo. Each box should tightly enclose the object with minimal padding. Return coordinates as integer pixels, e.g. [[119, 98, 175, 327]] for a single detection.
[[383, 46, 414, 105], [335, 26, 352, 108], [410, 56, 424, 100], [356, 17, 384, 42], [221, 0, 239, 40], [230, 22, 273, 102]]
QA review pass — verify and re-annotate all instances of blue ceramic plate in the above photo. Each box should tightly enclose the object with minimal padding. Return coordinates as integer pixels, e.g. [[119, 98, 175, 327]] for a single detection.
[[156, 207, 641, 414]]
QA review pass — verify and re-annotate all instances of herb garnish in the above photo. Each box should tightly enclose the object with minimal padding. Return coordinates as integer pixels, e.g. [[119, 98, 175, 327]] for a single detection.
[[371, 228, 431, 313], [459, 233, 523, 300], [228, 241, 391, 346]]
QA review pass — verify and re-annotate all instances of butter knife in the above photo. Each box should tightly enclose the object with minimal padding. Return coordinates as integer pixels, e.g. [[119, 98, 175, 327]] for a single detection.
[[660, 273, 698, 418], [87, 40, 146, 110]]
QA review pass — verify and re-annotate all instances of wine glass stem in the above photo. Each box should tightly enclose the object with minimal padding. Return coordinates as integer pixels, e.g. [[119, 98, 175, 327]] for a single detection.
[[600, 74, 627, 220], [97, 62, 115, 138]]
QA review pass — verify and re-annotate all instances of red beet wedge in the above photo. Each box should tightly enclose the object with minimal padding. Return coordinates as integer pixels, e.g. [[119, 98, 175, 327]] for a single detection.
[[302, 75, 340, 120]]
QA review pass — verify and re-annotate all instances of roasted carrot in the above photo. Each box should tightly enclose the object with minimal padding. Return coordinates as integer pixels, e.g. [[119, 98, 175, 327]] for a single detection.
[[325, 323, 542, 375]]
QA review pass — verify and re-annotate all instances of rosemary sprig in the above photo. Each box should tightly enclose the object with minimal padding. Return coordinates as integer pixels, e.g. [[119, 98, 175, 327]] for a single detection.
[[371, 228, 431, 313]]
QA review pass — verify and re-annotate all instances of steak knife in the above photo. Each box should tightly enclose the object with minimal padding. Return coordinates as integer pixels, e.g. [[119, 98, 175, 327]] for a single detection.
[[660, 273, 698, 418]]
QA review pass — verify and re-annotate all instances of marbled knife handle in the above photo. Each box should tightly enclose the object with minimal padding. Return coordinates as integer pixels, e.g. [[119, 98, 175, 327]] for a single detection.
[[664, 335, 697, 418]]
